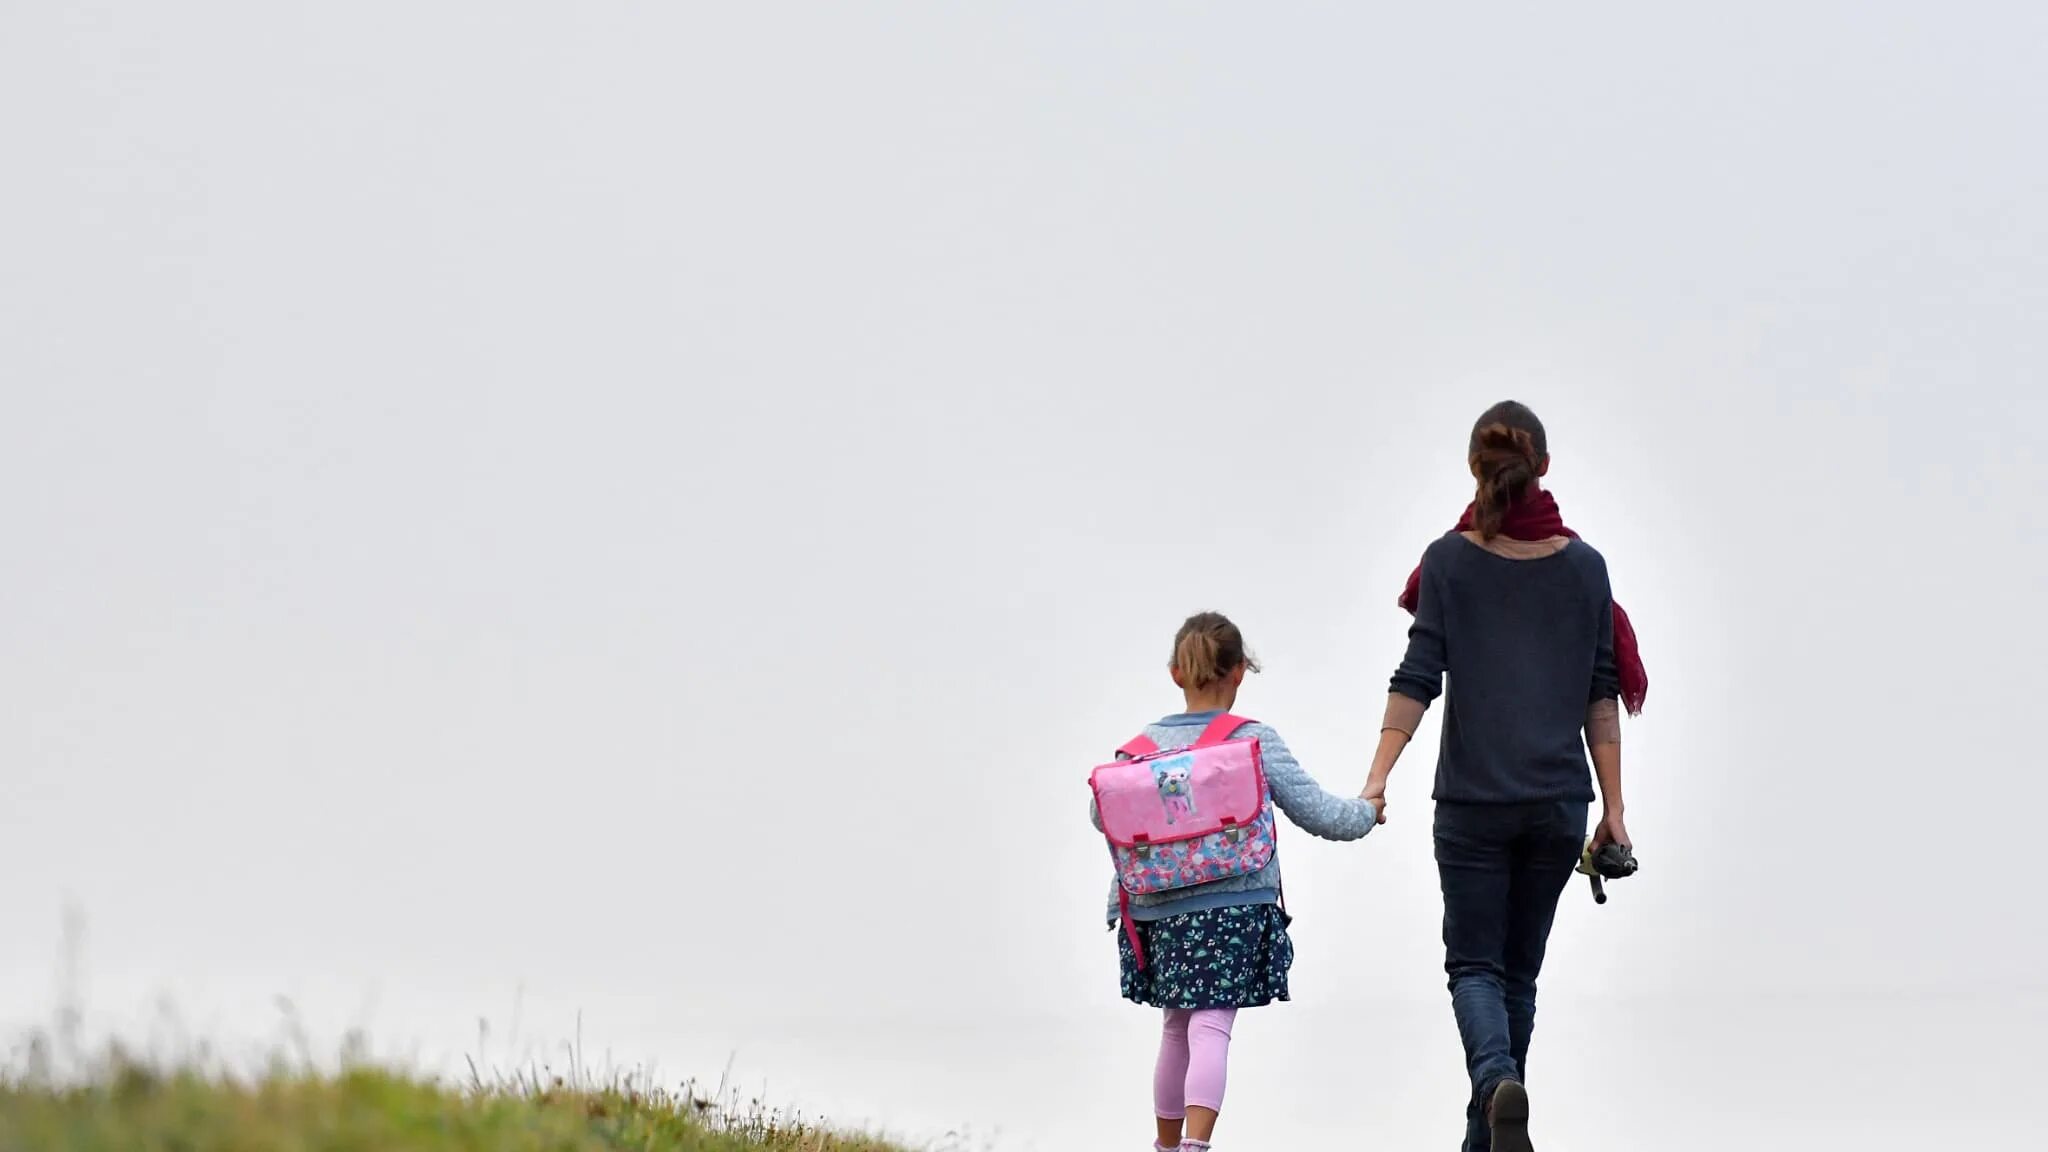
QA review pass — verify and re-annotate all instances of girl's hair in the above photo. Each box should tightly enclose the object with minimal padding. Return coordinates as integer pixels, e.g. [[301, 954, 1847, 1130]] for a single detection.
[[1171, 612, 1260, 691], [1468, 400, 1549, 541]]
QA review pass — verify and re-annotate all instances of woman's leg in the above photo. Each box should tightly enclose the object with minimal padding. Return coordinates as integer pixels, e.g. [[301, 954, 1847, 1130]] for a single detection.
[[1154, 1009, 1192, 1148], [1181, 1007, 1237, 1145], [1502, 802, 1592, 1084], [1435, 802, 1517, 1152]]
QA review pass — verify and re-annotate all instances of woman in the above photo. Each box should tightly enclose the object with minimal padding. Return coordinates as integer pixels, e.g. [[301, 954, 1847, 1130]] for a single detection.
[[1362, 400, 1645, 1152]]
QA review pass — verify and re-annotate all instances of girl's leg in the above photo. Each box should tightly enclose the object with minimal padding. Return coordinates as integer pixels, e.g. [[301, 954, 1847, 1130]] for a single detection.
[[1154, 1009, 1192, 1149], [1181, 1007, 1238, 1145]]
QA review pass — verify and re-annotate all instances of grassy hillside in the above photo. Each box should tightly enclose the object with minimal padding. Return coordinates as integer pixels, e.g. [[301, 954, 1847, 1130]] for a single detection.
[[0, 1058, 913, 1152]]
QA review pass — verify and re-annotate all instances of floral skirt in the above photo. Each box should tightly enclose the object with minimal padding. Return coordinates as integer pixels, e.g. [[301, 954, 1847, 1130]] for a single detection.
[[1117, 903, 1294, 1010]]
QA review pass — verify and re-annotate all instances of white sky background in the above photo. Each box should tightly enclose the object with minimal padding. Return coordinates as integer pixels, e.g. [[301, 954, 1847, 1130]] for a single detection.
[[3, 3, 2044, 1148]]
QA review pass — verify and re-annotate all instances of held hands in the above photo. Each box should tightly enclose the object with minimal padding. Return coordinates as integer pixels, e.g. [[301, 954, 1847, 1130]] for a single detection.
[[1361, 728, 1407, 827], [1360, 775, 1389, 825]]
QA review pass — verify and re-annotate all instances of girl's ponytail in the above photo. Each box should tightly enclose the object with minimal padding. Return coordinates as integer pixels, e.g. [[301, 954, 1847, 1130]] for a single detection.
[[1171, 612, 1259, 691]]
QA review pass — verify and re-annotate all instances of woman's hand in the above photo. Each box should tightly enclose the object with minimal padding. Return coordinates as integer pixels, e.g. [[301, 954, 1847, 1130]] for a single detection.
[[1360, 727, 1408, 827], [1590, 806, 1631, 851]]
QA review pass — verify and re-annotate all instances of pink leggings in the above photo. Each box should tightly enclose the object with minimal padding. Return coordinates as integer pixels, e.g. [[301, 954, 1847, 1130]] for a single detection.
[[1153, 1007, 1237, 1118]]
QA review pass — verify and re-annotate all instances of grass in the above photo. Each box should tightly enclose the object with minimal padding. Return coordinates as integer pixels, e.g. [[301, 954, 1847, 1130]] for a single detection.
[[2, 917, 957, 1152], [0, 1039, 921, 1152]]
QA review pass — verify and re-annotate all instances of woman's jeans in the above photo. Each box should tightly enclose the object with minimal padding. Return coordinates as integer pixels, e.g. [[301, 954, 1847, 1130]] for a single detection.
[[1434, 800, 1589, 1152]]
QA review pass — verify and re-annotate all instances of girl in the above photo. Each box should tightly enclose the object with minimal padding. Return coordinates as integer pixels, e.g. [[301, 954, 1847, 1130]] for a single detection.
[[1094, 612, 1380, 1152], [1364, 400, 1645, 1152]]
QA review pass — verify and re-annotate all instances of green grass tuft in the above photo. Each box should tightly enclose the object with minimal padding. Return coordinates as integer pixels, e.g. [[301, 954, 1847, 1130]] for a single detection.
[[0, 1051, 918, 1152]]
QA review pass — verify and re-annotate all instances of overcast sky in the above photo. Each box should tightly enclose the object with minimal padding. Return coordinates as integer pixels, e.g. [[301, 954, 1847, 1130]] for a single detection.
[[4, 3, 2044, 1149]]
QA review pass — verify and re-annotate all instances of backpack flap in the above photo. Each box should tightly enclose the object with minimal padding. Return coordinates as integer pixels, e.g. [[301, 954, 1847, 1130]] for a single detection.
[[1090, 735, 1275, 897]]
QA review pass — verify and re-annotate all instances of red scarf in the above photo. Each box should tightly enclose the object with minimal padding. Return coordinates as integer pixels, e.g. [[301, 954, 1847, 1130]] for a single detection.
[[1397, 489, 1648, 716]]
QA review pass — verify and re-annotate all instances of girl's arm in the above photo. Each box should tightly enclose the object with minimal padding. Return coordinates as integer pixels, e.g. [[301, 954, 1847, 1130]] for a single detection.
[[1255, 725, 1379, 841]]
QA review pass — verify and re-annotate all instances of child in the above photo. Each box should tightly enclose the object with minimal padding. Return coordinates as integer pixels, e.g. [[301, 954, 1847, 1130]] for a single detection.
[[1092, 612, 1380, 1152]]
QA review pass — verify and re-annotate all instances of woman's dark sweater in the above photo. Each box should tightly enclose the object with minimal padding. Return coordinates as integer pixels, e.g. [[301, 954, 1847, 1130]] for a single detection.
[[1389, 533, 1620, 804]]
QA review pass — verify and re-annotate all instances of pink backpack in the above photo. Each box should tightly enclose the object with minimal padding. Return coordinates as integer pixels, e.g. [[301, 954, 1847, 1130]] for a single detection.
[[1090, 713, 1279, 967]]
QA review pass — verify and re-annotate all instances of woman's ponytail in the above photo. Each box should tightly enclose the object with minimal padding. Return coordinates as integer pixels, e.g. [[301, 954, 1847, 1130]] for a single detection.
[[1467, 401, 1549, 540], [1470, 423, 1539, 540]]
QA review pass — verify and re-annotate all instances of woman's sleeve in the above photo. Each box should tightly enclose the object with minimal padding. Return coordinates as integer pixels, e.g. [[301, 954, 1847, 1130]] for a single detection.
[[1389, 545, 1450, 708], [1589, 557, 1622, 704], [1585, 554, 1622, 745], [1256, 726, 1378, 841]]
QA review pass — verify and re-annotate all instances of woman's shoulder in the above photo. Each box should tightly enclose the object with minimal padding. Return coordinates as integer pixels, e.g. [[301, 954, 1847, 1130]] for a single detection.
[[1420, 529, 1469, 565], [1562, 536, 1609, 568], [1560, 538, 1614, 589]]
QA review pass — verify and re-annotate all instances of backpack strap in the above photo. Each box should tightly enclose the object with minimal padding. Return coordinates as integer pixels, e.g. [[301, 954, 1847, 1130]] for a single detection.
[[1118, 714, 1253, 758], [1199, 710, 1276, 917], [1111, 731, 1156, 967], [1120, 889, 1144, 969], [1193, 712, 1254, 748]]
